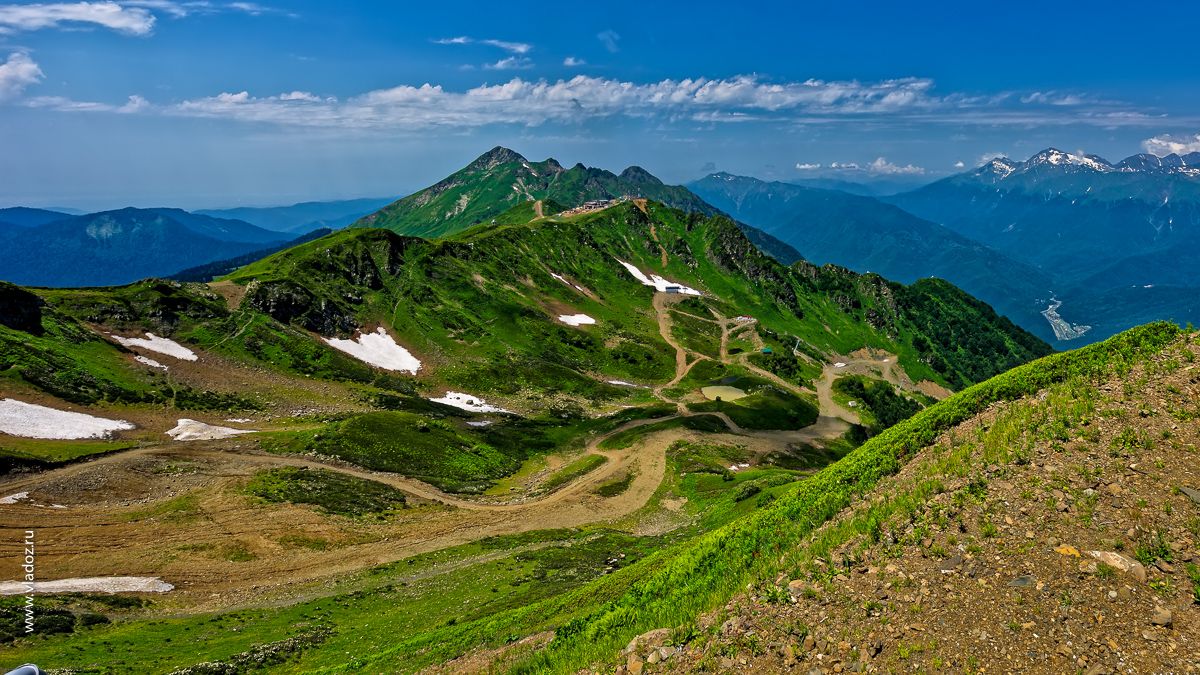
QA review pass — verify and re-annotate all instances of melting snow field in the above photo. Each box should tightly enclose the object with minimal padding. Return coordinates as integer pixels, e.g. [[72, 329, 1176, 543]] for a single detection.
[[0, 577, 174, 595], [324, 328, 421, 373], [166, 419, 255, 441], [0, 399, 134, 440], [429, 392, 512, 414], [135, 355, 168, 370], [616, 259, 701, 295], [111, 333, 197, 361], [558, 314, 596, 326], [0, 492, 29, 505]]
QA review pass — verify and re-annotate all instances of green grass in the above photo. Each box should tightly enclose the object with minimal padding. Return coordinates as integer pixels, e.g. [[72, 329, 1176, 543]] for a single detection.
[[598, 415, 728, 451], [0, 437, 139, 471], [832, 375, 923, 434], [541, 455, 607, 493], [245, 466, 407, 518], [292, 412, 525, 494], [595, 472, 636, 497], [688, 384, 819, 430]]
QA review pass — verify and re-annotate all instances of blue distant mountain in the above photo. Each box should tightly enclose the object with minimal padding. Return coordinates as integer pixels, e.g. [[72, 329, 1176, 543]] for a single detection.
[[197, 197, 397, 233], [0, 207, 285, 287]]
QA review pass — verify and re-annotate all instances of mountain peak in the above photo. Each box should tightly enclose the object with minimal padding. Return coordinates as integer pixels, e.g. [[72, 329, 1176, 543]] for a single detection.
[[618, 166, 664, 186], [468, 146, 527, 171], [1026, 148, 1112, 172]]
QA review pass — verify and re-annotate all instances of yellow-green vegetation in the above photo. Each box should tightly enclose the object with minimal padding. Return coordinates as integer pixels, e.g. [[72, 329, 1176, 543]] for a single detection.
[[0, 436, 138, 471], [540, 454, 607, 493], [245, 466, 407, 518]]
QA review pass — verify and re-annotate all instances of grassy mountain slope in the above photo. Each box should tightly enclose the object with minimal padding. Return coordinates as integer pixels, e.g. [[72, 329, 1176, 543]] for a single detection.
[[690, 173, 1056, 342], [392, 322, 1178, 674], [663, 325, 1200, 673], [234, 199, 1049, 393], [354, 147, 716, 238], [168, 228, 333, 282]]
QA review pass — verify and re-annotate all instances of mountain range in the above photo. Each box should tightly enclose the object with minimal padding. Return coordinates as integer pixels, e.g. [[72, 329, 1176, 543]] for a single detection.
[[0, 208, 286, 287], [6, 144, 1198, 675], [354, 146, 716, 238], [693, 148, 1200, 346], [196, 197, 396, 234]]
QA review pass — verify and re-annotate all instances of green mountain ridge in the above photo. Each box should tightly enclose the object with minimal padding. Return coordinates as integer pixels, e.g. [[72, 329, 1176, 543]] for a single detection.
[[354, 146, 717, 238]]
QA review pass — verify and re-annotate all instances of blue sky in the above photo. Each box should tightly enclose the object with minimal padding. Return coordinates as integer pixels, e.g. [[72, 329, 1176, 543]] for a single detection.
[[2, 0, 1199, 209]]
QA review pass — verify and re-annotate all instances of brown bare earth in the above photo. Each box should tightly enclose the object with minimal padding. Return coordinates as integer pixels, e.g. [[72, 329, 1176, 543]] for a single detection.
[[619, 336, 1200, 674]]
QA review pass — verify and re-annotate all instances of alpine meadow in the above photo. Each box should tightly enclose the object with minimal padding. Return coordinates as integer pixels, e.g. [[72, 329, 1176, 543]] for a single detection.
[[1, 2, 1198, 674]]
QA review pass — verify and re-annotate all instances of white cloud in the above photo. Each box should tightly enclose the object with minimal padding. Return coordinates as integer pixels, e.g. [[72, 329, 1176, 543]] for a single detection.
[[483, 56, 533, 70], [597, 29, 620, 52], [25, 72, 1168, 138], [1020, 91, 1085, 106], [829, 161, 860, 170], [868, 158, 924, 175], [978, 151, 1008, 164], [480, 39, 530, 54], [563, 56, 585, 67], [26, 92, 149, 112], [954, 160, 965, 168], [433, 36, 532, 54], [0, 52, 42, 101], [0, 2, 156, 35], [794, 162, 821, 170], [1141, 133, 1200, 156]]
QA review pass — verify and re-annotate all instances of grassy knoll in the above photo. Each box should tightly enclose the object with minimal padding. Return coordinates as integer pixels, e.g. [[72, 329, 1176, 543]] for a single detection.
[[245, 467, 407, 518], [688, 382, 819, 430]]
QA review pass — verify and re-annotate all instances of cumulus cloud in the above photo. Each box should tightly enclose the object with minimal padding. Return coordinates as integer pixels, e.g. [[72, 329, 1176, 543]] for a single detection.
[[433, 36, 532, 54], [0, 52, 43, 101], [794, 162, 821, 170], [0, 1, 156, 35], [597, 29, 620, 52], [954, 160, 965, 168], [1142, 133, 1200, 156], [563, 56, 585, 67], [866, 157, 924, 175]]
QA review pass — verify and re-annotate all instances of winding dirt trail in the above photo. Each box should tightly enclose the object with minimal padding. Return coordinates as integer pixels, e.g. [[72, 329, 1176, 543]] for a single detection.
[[0, 289, 861, 610]]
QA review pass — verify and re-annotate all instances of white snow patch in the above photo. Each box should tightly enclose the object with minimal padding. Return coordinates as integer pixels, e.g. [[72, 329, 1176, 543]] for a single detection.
[[616, 259, 701, 295], [606, 380, 642, 387], [466, 420, 493, 427], [225, 418, 252, 423], [0, 399, 134, 440], [323, 328, 421, 373], [135, 355, 168, 370], [0, 577, 174, 595], [833, 362, 847, 368], [166, 419, 255, 441], [0, 492, 29, 505], [429, 392, 511, 414], [111, 333, 197, 361], [558, 314, 596, 326]]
